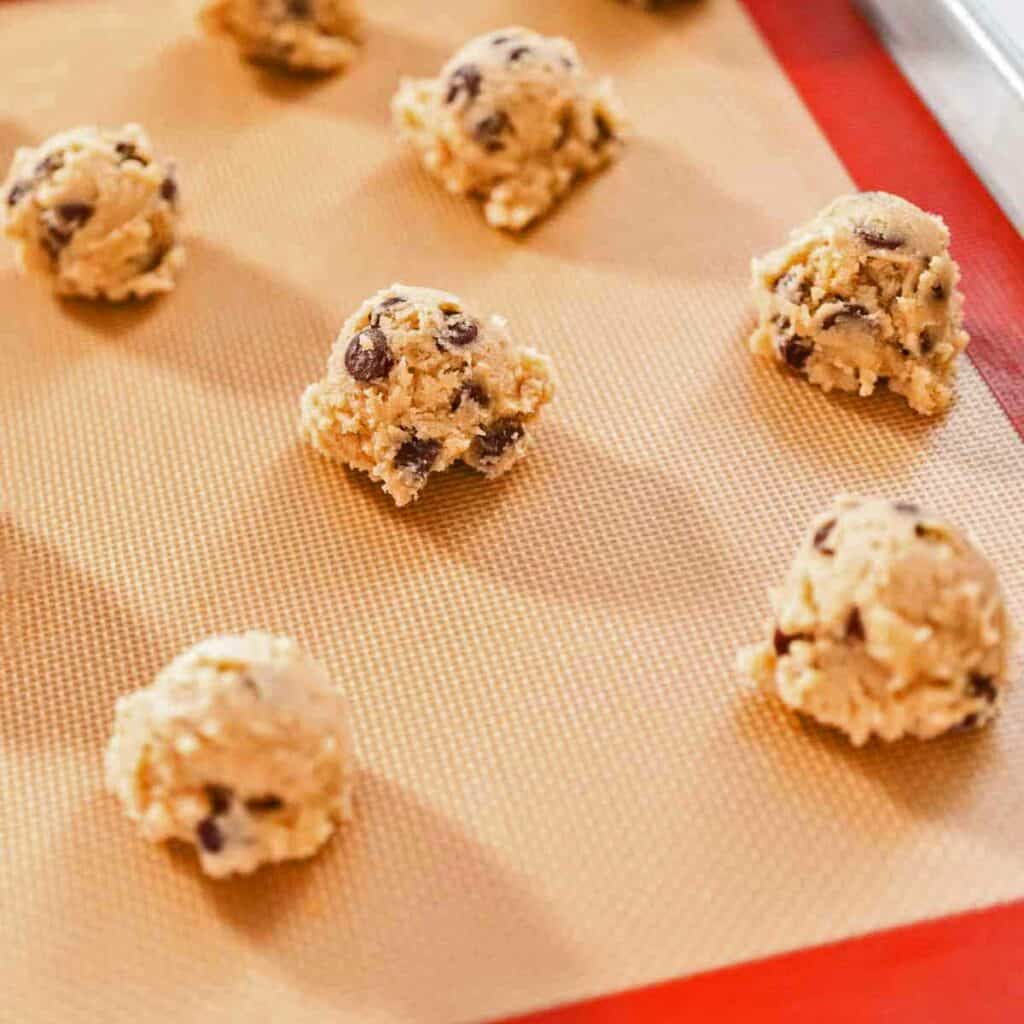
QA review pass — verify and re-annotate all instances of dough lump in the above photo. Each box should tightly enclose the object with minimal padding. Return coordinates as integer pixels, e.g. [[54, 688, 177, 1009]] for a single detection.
[[106, 632, 355, 878], [738, 497, 1014, 745], [200, 0, 363, 73], [301, 284, 554, 506], [749, 192, 969, 415], [393, 26, 626, 230], [2, 125, 183, 301]]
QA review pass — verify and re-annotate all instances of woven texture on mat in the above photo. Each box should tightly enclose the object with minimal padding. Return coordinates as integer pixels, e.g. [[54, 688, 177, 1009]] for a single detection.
[[2, 2, 1023, 1022]]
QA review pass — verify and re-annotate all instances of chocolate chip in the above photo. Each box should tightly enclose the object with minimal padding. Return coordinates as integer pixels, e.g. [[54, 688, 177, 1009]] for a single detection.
[[593, 113, 615, 147], [554, 111, 573, 150], [57, 202, 94, 226], [508, 46, 532, 62], [914, 524, 928, 539], [477, 419, 524, 462], [931, 282, 945, 300], [821, 303, 869, 331], [773, 629, 796, 656], [473, 111, 510, 152], [920, 329, 936, 355], [954, 713, 979, 732], [287, 0, 311, 15], [35, 153, 64, 178], [893, 502, 920, 515], [846, 607, 865, 641], [437, 312, 479, 350], [813, 518, 837, 554], [968, 673, 997, 703], [160, 176, 177, 204], [196, 818, 224, 853], [246, 795, 284, 813], [780, 333, 814, 370], [446, 64, 482, 104], [7, 152, 64, 207], [370, 295, 406, 327], [345, 327, 393, 382], [114, 141, 148, 164], [394, 436, 441, 478], [6, 180, 30, 207], [451, 381, 489, 411], [855, 226, 903, 250], [205, 784, 233, 815]]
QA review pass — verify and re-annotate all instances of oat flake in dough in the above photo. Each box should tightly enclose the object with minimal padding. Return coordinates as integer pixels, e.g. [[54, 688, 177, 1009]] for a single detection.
[[738, 497, 1014, 746], [393, 26, 626, 231], [301, 284, 554, 506], [749, 192, 969, 415], [106, 632, 355, 878], [200, 0, 363, 73], [2, 124, 183, 301]]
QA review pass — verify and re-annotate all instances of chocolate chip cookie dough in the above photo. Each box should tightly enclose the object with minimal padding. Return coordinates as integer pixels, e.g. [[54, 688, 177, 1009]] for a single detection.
[[200, 0, 363, 73], [106, 632, 355, 878], [393, 27, 626, 231], [2, 125, 183, 301], [301, 284, 554, 506], [738, 497, 1014, 746], [749, 192, 969, 415]]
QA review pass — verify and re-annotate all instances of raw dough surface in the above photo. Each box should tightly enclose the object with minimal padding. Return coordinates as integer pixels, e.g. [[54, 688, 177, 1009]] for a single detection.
[[301, 284, 554, 506], [200, 0, 363, 73], [393, 26, 626, 231], [739, 497, 1014, 745], [749, 192, 969, 415], [2, 125, 183, 301], [106, 632, 355, 878]]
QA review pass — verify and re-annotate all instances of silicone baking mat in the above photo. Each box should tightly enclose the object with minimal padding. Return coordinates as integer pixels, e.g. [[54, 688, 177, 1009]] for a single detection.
[[2, 1, 1022, 1022]]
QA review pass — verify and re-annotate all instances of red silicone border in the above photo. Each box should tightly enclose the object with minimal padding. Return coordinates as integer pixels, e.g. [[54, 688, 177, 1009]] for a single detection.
[[499, 2, 1024, 1020], [508, 900, 1024, 1023]]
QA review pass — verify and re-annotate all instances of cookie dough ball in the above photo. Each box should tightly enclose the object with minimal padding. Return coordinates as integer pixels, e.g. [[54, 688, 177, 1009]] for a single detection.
[[393, 27, 626, 231], [200, 0, 363, 74], [749, 192, 969, 416], [301, 284, 554, 506], [105, 632, 355, 878], [738, 498, 1014, 745], [2, 125, 183, 301]]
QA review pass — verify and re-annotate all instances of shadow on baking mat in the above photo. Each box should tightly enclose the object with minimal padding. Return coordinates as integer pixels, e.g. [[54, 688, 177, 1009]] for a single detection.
[[60, 238, 335, 399], [57, 289, 165, 338], [341, 153, 516, 286], [129, 35, 300, 131], [294, 22, 452, 122], [735, 357, 936, 477], [525, 138, 775, 280], [0, 520, 171, 758], [170, 771, 580, 1020], [730, 689, 1001, 825], [401, 421, 732, 622]]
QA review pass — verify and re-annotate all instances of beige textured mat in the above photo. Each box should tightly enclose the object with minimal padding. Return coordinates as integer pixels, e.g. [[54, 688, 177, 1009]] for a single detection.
[[2, 1, 1023, 1022]]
